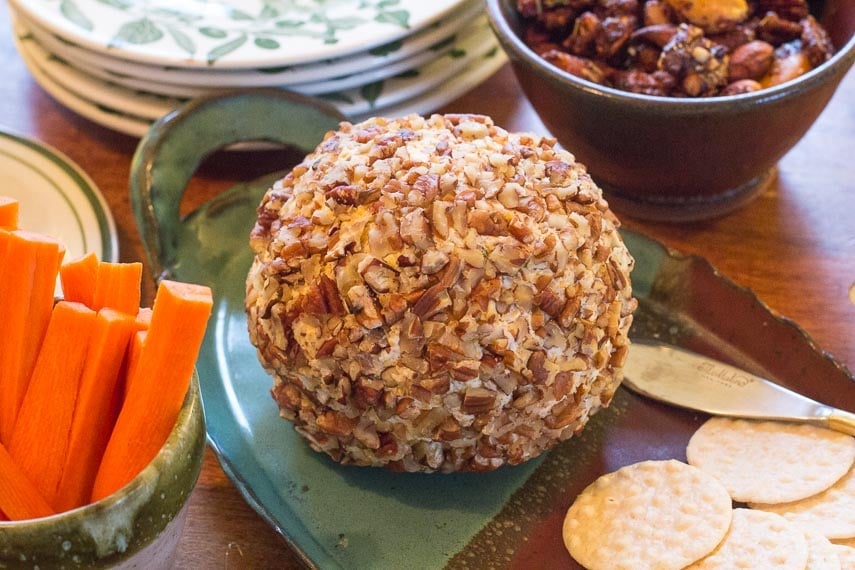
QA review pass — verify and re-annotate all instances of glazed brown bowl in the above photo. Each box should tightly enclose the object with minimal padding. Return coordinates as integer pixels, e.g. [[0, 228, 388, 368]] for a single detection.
[[485, 0, 855, 221]]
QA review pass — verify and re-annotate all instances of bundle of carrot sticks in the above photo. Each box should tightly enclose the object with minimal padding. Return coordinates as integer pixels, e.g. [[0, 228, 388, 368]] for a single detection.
[[0, 196, 212, 521]]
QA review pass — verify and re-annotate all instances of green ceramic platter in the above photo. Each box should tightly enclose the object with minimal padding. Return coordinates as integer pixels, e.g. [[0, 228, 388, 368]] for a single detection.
[[130, 92, 855, 569]]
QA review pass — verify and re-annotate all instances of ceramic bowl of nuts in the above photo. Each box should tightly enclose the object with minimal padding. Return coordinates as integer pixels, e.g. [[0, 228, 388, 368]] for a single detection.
[[485, 0, 855, 221]]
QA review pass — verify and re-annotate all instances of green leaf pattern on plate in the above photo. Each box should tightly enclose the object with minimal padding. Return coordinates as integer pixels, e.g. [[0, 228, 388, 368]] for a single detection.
[[94, 0, 131, 9], [229, 8, 255, 21], [368, 38, 402, 56], [359, 80, 385, 107], [207, 34, 248, 64], [395, 68, 420, 79], [198, 27, 228, 39], [47, 0, 415, 63], [374, 10, 409, 28], [254, 37, 280, 49], [165, 24, 196, 55], [259, 3, 280, 19], [60, 0, 94, 32], [430, 35, 455, 52], [114, 17, 163, 45]]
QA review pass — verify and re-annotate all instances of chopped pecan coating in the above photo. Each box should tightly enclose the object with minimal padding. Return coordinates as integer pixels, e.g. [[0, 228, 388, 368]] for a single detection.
[[247, 115, 636, 473], [462, 387, 498, 414], [316, 411, 357, 437]]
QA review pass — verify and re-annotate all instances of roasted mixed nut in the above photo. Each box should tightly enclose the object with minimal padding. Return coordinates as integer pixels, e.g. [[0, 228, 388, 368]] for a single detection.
[[517, 0, 835, 96], [246, 114, 636, 473]]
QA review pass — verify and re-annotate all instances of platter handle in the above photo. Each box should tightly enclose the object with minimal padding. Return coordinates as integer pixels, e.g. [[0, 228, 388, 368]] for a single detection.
[[129, 89, 345, 283]]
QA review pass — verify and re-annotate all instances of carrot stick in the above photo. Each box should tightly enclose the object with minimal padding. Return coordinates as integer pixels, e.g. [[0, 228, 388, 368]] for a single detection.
[[92, 280, 212, 501], [54, 309, 136, 512], [57, 243, 66, 268], [91, 261, 142, 315], [0, 230, 63, 444], [8, 301, 97, 507], [0, 443, 54, 521], [117, 310, 152, 410], [122, 330, 148, 402], [60, 251, 99, 307], [0, 197, 18, 229], [134, 307, 152, 330]]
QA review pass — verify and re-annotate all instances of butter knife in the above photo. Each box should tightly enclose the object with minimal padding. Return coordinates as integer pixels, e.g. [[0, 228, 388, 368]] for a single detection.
[[622, 340, 855, 436]]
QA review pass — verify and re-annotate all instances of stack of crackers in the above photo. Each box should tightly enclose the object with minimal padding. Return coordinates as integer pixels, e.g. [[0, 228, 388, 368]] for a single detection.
[[563, 418, 855, 569]]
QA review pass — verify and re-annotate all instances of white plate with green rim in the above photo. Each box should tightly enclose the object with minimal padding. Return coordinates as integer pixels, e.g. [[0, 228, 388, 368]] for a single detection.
[[0, 131, 119, 281], [18, 14, 498, 121], [13, 0, 483, 88], [9, 0, 469, 69]]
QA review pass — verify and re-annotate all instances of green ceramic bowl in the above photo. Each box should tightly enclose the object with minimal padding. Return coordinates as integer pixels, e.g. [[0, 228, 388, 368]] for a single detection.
[[0, 373, 205, 569], [486, 0, 855, 221]]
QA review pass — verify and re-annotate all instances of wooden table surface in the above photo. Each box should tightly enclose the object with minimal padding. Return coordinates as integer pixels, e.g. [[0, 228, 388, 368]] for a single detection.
[[1, 3, 853, 567]]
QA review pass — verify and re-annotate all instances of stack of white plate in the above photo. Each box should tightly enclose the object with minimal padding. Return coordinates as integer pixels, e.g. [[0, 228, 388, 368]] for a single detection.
[[9, 0, 506, 137]]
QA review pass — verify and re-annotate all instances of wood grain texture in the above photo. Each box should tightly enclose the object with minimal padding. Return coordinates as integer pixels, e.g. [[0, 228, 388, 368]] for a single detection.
[[0, 3, 852, 566]]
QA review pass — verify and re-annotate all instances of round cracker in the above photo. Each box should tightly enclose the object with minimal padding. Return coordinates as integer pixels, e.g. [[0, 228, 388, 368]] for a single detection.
[[687, 508, 808, 569], [562, 459, 732, 570], [804, 527, 842, 570], [831, 544, 855, 570], [686, 418, 855, 504], [750, 467, 855, 540]]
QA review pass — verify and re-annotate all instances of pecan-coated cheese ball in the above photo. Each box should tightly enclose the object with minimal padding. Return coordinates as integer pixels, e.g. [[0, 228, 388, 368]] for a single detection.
[[245, 114, 636, 473]]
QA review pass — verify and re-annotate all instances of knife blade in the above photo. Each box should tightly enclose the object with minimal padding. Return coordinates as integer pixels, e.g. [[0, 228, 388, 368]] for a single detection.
[[621, 340, 855, 435]]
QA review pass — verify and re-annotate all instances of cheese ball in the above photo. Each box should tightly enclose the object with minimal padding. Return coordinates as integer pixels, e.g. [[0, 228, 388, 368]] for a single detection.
[[245, 114, 636, 473]]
